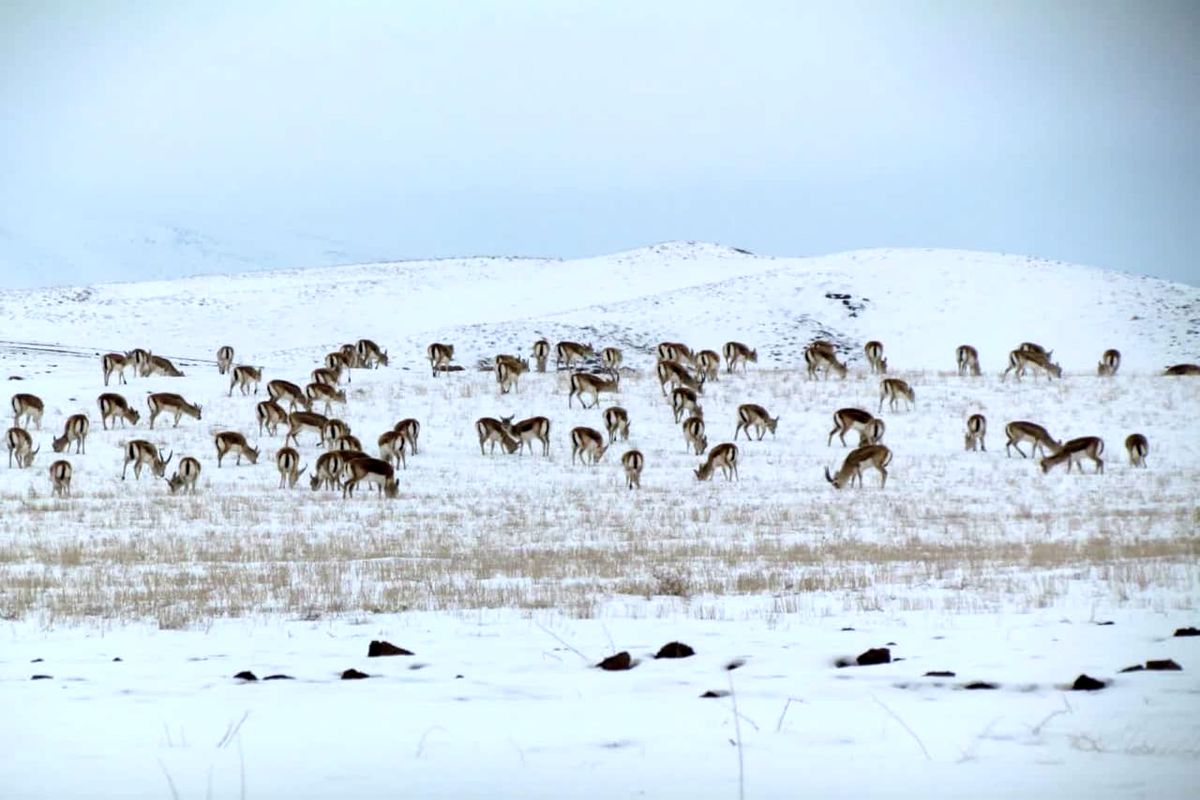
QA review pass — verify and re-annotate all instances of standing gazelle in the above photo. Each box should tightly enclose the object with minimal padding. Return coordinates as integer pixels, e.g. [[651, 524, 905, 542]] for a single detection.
[[102, 352, 130, 386], [49, 459, 72, 497], [694, 442, 738, 482], [655, 360, 702, 397], [229, 365, 263, 396], [1004, 421, 1060, 459], [532, 339, 550, 373], [395, 418, 421, 456], [341, 456, 399, 499], [734, 404, 778, 441], [214, 431, 260, 467], [285, 411, 329, 447], [825, 444, 892, 489], [476, 417, 520, 455], [804, 343, 846, 380], [128, 348, 153, 378], [145, 354, 184, 378], [311, 366, 344, 387], [964, 414, 987, 452], [1097, 349, 1121, 377], [695, 350, 721, 383], [52, 414, 89, 455], [12, 393, 43, 429], [98, 393, 139, 429], [682, 415, 707, 455], [956, 345, 981, 377], [864, 340, 887, 374], [275, 447, 307, 488], [1125, 433, 1148, 468], [122, 440, 172, 480], [166, 456, 202, 494], [1040, 436, 1104, 474], [556, 341, 594, 371], [723, 341, 757, 374], [827, 408, 877, 447], [256, 400, 288, 436], [879, 378, 915, 413], [495, 355, 530, 394], [1003, 348, 1062, 381], [378, 430, 407, 470], [500, 416, 552, 456], [570, 426, 607, 465], [146, 393, 202, 429], [428, 343, 455, 376], [569, 372, 620, 409], [267, 379, 311, 412], [671, 387, 701, 424], [6, 427, 38, 468], [603, 406, 630, 444], [216, 346, 235, 375], [601, 347, 623, 378], [621, 449, 644, 490], [305, 383, 347, 416], [356, 339, 389, 369]]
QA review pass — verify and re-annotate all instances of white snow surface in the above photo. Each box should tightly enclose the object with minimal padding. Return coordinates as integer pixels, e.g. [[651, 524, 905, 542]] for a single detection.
[[0, 242, 1198, 799]]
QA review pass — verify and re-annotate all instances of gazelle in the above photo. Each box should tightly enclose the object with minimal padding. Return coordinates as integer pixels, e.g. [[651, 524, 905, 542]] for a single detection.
[[322, 418, 351, 445], [861, 418, 886, 446], [1040, 436, 1104, 474], [500, 415, 552, 456], [216, 345, 235, 375], [229, 365, 263, 396], [52, 414, 89, 454], [310, 450, 365, 491], [723, 341, 757, 374], [556, 341, 594, 370], [879, 378, 915, 413], [1004, 421, 1060, 459], [145, 354, 185, 377], [656, 342, 695, 366], [214, 431, 260, 467], [532, 338, 550, 372], [496, 355, 530, 394], [311, 366, 343, 387], [267, 379, 311, 412], [378, 430, 407, 470], [166, 456, 202, 494], [655, 359, 702, 397], [1097, 349, 1121, 377], [1003, 349, 1062, 381], [569, 371, 620, 409], [804, 344, 847, 380], [428, 343, 455, 376], [305, 382, 347, 415], [827, 408, 876, 447], [285, 411, 330, 447], [127, 348, 153, 377], [6, 427, 38, 468], [122, 440, 172, 480], [256, 400, 288, 436], [1164, 364, 1200, 376], [476, 417, 520, 455], [341, 456, 399, 499], [570, 426, 607, 465], [864, 340, 887, 374], [356, 338, 389, 369], [696, 349, 721, 382], [621, 449, 644, 490], [12, 393, 43, 429], [734, 404, 778, 441], [146, 393, 202, 429], [1125, 433, 1148, 468], [333, 434, 363, 452], [956, 345, 981, 376], [603, 406, 630, 443], [49, 459, 72, 497], [339, 343, 364, 369], [325, 350, 353, 376], [694, 442, 738, 482], [964, 413, 987, 452], [98, 393, 139, 429], [395, 418, 421, 455], [671, 387, 701, 423], [102, 352, 130, 386], [601, 347, 623, 377], [1019, 341, 1053, 359], [825, 444, 892, 489], [276, 447, 307, 488], [682, 415, 707, 455]]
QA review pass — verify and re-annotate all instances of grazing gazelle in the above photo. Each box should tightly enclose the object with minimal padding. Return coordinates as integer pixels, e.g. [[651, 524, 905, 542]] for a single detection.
[[734, 403, 779, 441], [427, 342, 455, 376], [671, 387, 702, 423], [339, 342, 364, 369], [229, 365, 263, 396], [496, 355, 530, 394], [556, 341, 594, 371], [216, 345, 235, 375], [6, 427, 38, 468], [956, 345, 981, 377], [322, 418, 351, 445], [122, 440, 172, 480], [166, 456, 202, 494], [1018, 341, 1053, 359], [395, 418, 421, 455], [310, 450, 366, 491], [1003, 349, 1062, 381], [879, 378, 915, 413], [694, 442, 738, 482], [267, 379, 311, 412], [500, 415, 552, 456], [656, 342, 695, 366], [864, 340, 887, 374], [532, 338, 550, 372], [256, 400, 288, 436], [861, 418, 886, 447], [827, 408, 877, 447], [49, 459, 72, 497], [1124, 434, 1148, 468], [682, 415, 707, 455], [98, 393, 139, 429], [601, 347, 623, 378], [475, 417, 520, 455], [333, 434, 363, 452], [311, 366, 343, 387], [570, 426, 607, 465], [325, 350, 353, 375], [127, 348, 153, 377], [621, 449, 644, 490], [1097, 349, 1121, 377], [825, 444, 892, 489], [146, 393, 202, 429], [964, 414, 987, 452], [305, 382, 347, 416], [569, 371, 620, 409], [52, 414, 89, 455], [341, 456, 399, 499], [804, 343, 847, 380], [723, 341, 757, 374], [12, 393, 44, 429], [1040, 436, 1104, 474], [275, 447, 307, 488], [655, 359, 702, 397], [1164, 364, 1200, 376], [285, 411, 329, 447], [145, 354, 185, 377], [378, 430, 407, 470], [214, 431, 260, 467], [101, 352, 130, 386], [603, 406, 630, 443], [356, 338, 389, 369], [695, 349, 721, 383], [1004, 421, 1060, 459]]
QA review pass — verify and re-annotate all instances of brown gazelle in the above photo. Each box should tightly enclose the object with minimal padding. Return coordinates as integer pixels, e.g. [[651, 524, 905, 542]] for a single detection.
[[655, 359, 702, 397], [322, 418, 351, 445], [6, 427, 38, 468], [12, 393, 43, 429], [621, 449, 644, 490], [1125, 433, 1148, 468], [98, 393, 140, 429], [215, 431, 260, 467], [496, 355, 530, 394], [339, 342, 364, 369], [256, 400, 288, 436], [682, 415, 707, 455], [825, 444, 892, 489], [333, 434, 363, 452], [556, 341, 594, 371], [864, 340, 887, 374], [49, 459, 72, 497], [656, 342, 695, 366], [694, 442, 738, 482], [145, 354, 184, 377], [275, 447, 307, 488], [285, 411, 329, 447], [501, 415, 552, 456], [341, 456, 399, 499], [476, 417, 520, 455], [122, 440, 172, 480], [128, 348, 153, 378], [601, 347, 623, 378], [311, 366, 343, 387], [378, 430, 407, 470], [671, 387, 701, 424], [1019, 341, 1053, 359], [723, 341, 757, 374], [305, 382, 347, 416], [428, 343, 455, 376], [1040, 436, 1104, 474], [356, 338, 389, 369], [268, 379, 311, 412], [52, 414, 89, 455], [1004, 421, 1060, 459], [861, 418, 886, 447], [310, 450, 366, 491], [569, 371, 620, 409], [603, 406, 630, 444], [1097, 349, 1121, 377], [1003, 349, 1062, 381], [1164, 364, 1200, 376], [395, 418, 421, 455], [229, 365, 263, 396], [102, 352, 130, 386], [956, 345, 981, 377], [570, 426, 607, 465], [216, 345, 235, 376], [696, 349, 721, 382], [804, 343, 847, 380], [827, 408, 877, 447], [166, 456, 202, 494], [325, 350, 353, 376], [532, 338, 550, 373], [964, 414, 987, 452], [879, 378, 915, 413], [734, 404, 778, 441], [146, 393, 202, 429]]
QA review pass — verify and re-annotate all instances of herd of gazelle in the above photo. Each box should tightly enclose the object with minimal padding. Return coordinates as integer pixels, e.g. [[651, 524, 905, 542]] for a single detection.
[[5, 334, 1195, 497]]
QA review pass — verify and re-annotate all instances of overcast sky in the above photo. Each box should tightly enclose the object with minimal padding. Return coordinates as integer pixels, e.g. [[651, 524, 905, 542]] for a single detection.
[[2, 1, 1197, 286]]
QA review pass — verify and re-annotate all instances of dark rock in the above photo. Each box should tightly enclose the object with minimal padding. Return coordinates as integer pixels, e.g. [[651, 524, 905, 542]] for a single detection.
[[1119, 664, 1145, 673], [31, 658, 43, 663], [725, 658, 745, 671], [1173, 627, 1200, 637], [654, 641, 695, 659], [341, 668, 370, 680], [1095, 621, 1115, 626], [1071, 674, 1107, 691], [700, 690, 730, 699], [1145, 659, 1182, 671], [924, 671, 956, 678], [31, 674, 52, 680], [857, 648, 892, 666], [234, 671, 258, 681], [597, 652, 633, 671], [367, 640, 414, 657], [963, 681, 998, 690], [263, 674, 294, 681], [112, 657, 122, 662], [840, 627, 855, 632]]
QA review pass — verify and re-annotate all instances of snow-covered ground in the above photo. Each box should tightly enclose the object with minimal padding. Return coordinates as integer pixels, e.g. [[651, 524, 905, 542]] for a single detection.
[[1, 243, 1197, 798]]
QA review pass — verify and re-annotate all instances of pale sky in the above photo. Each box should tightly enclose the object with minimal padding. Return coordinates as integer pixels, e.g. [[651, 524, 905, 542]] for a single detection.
[[1, 1, 1197, 287]]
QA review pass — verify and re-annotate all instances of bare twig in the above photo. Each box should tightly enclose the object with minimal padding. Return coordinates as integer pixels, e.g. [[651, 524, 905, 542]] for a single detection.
[[157, 759, 180, 800], [775, 697, 805, 733], [728, 671, 745, 800], [217, 711, 250, 749], [535, 620, 590, 663], [870, 694, 931, 760]]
